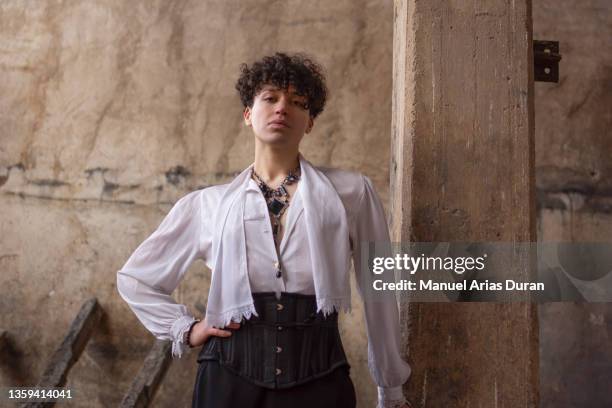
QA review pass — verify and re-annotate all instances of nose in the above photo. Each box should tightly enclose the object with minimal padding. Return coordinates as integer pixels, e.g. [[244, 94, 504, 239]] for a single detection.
[[274, 97, 290, 115]]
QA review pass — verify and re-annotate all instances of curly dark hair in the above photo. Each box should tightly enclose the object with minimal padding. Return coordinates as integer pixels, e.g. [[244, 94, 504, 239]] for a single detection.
[[235, 52, 328, 119]]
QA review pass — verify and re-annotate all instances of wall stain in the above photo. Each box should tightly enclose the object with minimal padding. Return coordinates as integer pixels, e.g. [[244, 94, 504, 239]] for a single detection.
[[30, 179, 69, 187], [165, 165, 191, 185]]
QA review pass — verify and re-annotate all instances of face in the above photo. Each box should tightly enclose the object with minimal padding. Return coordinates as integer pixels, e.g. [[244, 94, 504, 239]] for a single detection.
[[243, 84, 314, 148]]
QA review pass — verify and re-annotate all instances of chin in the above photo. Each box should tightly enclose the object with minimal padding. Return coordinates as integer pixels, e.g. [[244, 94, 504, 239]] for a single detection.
[[257, 133, 296, 146]]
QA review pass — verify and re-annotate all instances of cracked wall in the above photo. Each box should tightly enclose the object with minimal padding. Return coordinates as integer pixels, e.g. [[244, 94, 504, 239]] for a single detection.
[[534, 0, 612, 407], [0, 1, 393, 407], [1, 0, 611, 407]]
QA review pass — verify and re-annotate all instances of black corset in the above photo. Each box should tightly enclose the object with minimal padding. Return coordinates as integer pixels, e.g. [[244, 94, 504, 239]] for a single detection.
[[197, 292, 349, 389]]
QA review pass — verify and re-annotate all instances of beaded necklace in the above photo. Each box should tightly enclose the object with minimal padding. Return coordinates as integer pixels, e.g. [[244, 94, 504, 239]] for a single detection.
[[252, 166, 301, 243]]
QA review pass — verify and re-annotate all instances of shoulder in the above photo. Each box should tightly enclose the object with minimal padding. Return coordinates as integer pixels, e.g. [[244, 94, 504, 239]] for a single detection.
[[196, 183, 228, 203], [173, 183, 229, 214], [317, 166, 370, 215]]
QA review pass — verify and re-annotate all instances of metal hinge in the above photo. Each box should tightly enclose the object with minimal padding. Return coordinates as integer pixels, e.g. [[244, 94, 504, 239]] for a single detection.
[[534, 40, 562, 82]]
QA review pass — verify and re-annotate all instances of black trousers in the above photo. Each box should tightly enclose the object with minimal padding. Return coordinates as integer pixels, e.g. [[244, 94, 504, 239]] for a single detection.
[[192, 360, 357, 408]]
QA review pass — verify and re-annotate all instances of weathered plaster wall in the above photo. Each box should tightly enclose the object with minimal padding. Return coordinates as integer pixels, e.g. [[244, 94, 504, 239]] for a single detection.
[[0, 1, 393, 407], [534, 0, 612, 406], [2, 0, 610, 406]]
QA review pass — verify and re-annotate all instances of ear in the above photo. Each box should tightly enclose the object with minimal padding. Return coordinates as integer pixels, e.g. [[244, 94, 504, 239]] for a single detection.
[[243, 107, 252, 126], [305, 117, 314, 134]]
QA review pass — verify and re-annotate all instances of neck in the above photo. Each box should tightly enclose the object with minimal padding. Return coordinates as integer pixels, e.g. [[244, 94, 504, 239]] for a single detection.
[[253, 142, 300, 185]]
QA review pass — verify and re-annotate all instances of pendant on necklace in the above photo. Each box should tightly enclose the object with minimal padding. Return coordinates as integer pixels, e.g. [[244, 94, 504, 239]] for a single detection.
[[268, 198, 286, 216]]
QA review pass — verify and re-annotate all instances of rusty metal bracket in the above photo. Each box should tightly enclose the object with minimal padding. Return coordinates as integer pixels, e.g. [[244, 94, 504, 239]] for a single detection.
[[534, 40, 562, 83]]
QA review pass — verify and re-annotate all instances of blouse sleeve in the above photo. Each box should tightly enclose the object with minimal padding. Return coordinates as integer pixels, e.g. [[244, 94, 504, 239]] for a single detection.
[[116, 190, 209, 358], [351, 175, 412, 407]]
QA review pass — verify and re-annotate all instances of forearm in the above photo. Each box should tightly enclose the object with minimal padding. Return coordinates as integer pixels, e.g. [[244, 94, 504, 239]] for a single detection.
[[116, 272, 197, 357]]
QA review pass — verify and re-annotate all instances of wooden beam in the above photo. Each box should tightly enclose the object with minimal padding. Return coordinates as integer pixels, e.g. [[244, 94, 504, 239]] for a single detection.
[[119, 340, 172, 408], [391, 0, 539, 406], [24, 298, 102, 408]]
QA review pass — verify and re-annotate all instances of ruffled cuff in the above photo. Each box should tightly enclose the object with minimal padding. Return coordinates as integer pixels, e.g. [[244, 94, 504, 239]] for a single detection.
[[170, 315, 197, 358], [377, 386, 408, 408]]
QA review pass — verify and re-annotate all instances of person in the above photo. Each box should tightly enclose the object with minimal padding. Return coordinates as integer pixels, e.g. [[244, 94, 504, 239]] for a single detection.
[[117, 52, 412, 408]]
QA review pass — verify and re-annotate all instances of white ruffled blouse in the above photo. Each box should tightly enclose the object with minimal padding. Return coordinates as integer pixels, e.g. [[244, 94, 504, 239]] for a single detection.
[[117, 160, 411, 405]]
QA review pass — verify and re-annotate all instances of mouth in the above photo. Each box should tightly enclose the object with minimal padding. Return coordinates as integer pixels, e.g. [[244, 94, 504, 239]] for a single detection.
[[269, 120, 289, 128]]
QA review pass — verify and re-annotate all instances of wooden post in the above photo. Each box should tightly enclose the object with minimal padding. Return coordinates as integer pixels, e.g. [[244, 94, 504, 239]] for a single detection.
[[25, 298, 102, 408], [119, 340, 172, 408], [391, 0, 539, 406]]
